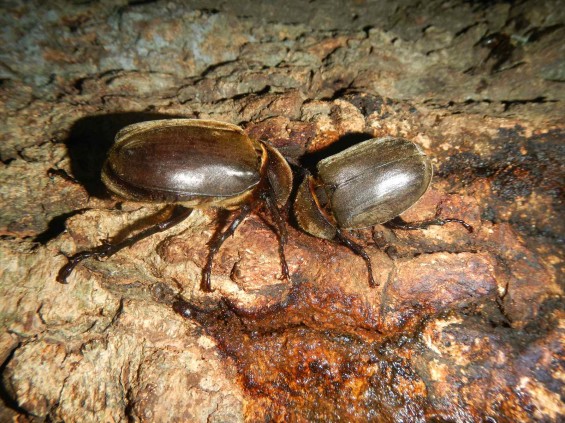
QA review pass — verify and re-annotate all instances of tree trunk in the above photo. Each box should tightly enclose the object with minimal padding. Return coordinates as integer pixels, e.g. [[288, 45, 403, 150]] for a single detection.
[[1, 0, 563, 421]]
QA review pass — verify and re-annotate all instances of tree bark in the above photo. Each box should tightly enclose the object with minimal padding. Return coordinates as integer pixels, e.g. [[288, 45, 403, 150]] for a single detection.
[[0, 0, 563, 421]]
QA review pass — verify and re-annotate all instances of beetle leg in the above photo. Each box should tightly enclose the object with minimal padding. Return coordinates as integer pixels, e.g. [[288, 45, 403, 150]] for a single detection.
[[386, 216, 473, 233], [334, 228, 377, 287], [202, 203, 252, 292], [47, 168, 80, 184], [263, 193, 290, 281], [57, 206, 193, 283]]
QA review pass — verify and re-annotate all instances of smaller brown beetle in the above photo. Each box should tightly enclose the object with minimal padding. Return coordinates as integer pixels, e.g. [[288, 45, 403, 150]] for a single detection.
[[57, 119, 293, 292], [294, 136, 472, 287]]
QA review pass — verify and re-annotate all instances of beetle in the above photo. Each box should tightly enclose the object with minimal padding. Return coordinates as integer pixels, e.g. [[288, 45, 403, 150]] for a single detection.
[[294, 136, 472, 287], [57, 119, 293, 292]]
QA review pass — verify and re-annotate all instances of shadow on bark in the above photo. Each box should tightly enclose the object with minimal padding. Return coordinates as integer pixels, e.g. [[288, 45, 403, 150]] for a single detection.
[[64, 112, 186, 198]]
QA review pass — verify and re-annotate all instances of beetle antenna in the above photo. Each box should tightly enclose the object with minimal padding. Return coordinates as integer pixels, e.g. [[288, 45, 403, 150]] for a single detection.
[[202, 203, 252, 292], [334, 228, 377, 287]]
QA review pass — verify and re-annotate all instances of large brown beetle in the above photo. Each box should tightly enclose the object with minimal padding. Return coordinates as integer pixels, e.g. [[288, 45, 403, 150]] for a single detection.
[[57, 119, 292, 292], [57, 119, 471, 291]]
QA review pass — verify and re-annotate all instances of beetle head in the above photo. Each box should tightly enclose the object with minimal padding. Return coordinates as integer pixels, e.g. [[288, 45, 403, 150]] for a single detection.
[[294, 175, 338, 240], [260, 141, 293, 208]]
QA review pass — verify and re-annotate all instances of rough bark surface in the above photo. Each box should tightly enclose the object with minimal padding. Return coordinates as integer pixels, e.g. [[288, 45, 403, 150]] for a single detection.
[[0, 0, 563, 422]]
